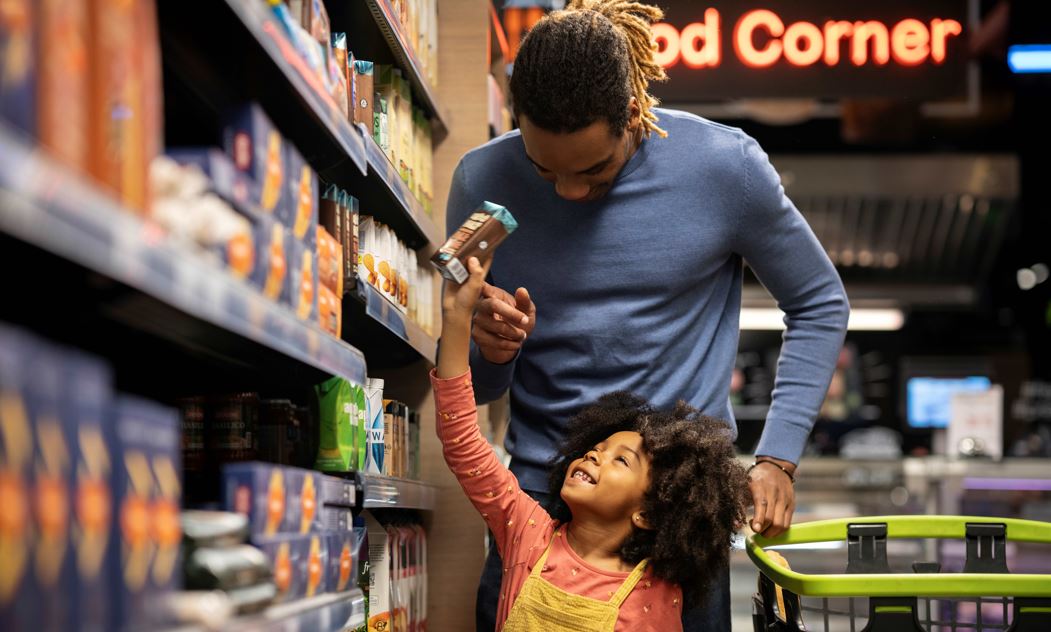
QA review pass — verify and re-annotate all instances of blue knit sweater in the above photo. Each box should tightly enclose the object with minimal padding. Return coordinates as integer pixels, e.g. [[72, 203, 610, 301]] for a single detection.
[[446, 109, 849, 492]]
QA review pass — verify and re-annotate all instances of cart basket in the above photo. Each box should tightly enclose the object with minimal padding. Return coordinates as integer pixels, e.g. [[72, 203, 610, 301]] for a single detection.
[[748, 515, 1051, 632]]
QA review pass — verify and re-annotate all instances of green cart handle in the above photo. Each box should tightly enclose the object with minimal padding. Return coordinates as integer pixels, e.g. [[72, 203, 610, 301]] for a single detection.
[[746, 515, 1051, 598]]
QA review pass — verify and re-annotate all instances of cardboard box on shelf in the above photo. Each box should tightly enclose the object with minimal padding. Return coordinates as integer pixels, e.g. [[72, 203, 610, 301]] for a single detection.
[[252, 216, 289, 303], [222, 463, 289, 538], [38, 0, 88, 171], [111, 395, 182, 631], [284, 144, 318, 249], [289, 238, 318, 321], [223, 103, 286, 217], [256, 533, 326, 603], [318, 285, 342, 337], [363, 379, 385, 476], [318, 226, 343, 296], [364, 512, 391, 632], [0, 0, 36, 135], [314, 377, 358, 474], [352, 60, 374, 130], [344, 194, 359, 294], [325, 527, 365, 593], [318, 473, 355, 508]]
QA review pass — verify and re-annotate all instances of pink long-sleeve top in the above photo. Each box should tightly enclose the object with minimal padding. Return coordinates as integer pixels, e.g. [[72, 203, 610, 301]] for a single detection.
[[432, 369, 683, 631]]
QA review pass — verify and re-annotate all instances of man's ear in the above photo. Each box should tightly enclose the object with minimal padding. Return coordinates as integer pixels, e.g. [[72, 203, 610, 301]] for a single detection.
[[632, 511, 654, 531], [626, 96, 641, 132]]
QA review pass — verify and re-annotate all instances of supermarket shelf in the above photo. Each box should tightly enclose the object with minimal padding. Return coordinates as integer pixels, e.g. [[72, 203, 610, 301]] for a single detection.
[[344, 282, 437, 368], [360, 126, 442, 250], [166, 589, 364, 632], [0, 127, 367, 387], [363, 0, 449, 139], [221, 0, 367, 174], [359, 473, 438, 511]]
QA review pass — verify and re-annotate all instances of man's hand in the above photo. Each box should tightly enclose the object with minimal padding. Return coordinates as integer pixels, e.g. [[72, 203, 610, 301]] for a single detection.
[[748, 457, 797, 537], [472, 283, 536, 365]]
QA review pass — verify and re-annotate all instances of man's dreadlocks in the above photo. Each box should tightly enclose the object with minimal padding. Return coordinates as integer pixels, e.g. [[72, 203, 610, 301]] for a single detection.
[[510, 0, 668, 138]]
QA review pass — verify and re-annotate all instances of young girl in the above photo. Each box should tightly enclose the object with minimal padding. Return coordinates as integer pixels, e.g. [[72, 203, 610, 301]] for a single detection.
[[433, 257, 750, 631]]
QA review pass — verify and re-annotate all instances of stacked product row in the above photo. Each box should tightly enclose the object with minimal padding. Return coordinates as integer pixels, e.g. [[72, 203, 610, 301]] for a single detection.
[[0, 0, 163, 213], [363, 513, 429, 632], [0, 323, 181, 631], [269, 0, 436, 214]]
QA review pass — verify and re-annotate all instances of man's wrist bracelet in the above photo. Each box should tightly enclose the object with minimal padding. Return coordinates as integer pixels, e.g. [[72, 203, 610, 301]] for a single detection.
[[748, 459, 796, 484]]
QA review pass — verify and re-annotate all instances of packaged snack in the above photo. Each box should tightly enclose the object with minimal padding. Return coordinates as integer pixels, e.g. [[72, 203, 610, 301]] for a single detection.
[[317, 227, 343, 296], [251, 217, 289, 302], [39, 0, 88, 171], [305, 0, 330, 47], [375, 66, 397, 159], [222, 463, 287, 537], [383, 399, 397, 477], [256, 399, 304, 468], [67, 349, 115, 630], [364, 513, 391, 632], [363, 379, 385, 476], [289, 238, 318, 321], [184, 545, 271, 591], [396, 74, 413, 186], [0, 0, 35, 135], [321, 506, 353, 532], [111, 396, 182, 631], [223, 104, 286, 216], [318, 474, 355, 508], [314, 377, 356, 473], [432, 202, 518, 283], [352, 60, 374, 129], [343, 193, 359, 294], [0, 326, 34, 631], [89, 0, 157, 213], [286, 468, 321, 534], [330, 33, 351, 119], [207, 393, 258, 466], [325, 527, 365, 593], [358, 216, 378, 290], [257, 534, 326, 603], [319, 184, 343, 249], [181, 511, 250, 550], [284, 145, 318, 249], [318, 285, 342, 337], [28, 343, 72, 631]]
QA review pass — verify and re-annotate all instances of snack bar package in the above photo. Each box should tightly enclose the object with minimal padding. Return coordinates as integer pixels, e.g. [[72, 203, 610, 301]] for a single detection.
[[39, 0, 88, 171], [289, 238, 318, 321], [318, 226, 343, 296], [284, 144, 318, 249], [223, 104, 286, 216], [325, 529, 364, 594], [352, 60, 374, 130], [251, 216, 289, 302], [318, 285, 342, 337], [432, 202, 518, 283], [222, 462, 288, 538]]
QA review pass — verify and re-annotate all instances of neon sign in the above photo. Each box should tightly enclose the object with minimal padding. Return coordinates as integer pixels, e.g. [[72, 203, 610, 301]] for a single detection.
[[653, 10, 962, 70]]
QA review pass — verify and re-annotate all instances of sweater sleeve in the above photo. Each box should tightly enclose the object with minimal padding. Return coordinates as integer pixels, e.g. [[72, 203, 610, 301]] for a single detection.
[[431, 368, 548, 557], [446, 159, 519, 404], [734, 137, 850, 465]]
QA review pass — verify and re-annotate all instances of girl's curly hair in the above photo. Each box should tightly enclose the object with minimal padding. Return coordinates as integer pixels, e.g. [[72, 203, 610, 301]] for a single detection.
[[546, 392, 749, 606]]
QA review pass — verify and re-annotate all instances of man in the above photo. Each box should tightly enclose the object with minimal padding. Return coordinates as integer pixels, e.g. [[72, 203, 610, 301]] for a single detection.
[[445, 0, 849, 629]]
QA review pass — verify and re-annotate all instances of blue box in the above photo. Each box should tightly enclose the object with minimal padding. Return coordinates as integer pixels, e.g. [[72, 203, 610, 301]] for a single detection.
[[256, 534, 328, 603], [289, 238, 319, 321], [0, 325, 37, 630], [325, 526, 365, 593], [66, 350, 115, 632], [27, 341, 74, 632], [0, 0, 36, 135], [223, 104, 286, 217], [111, 396, 182, 631], [223, 463, 322, 537], [252, 215, 290, 303], [318, 474, 355, 508], [284, 144, 318, 250]]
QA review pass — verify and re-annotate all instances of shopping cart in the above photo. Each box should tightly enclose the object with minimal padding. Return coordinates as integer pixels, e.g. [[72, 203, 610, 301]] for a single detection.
[[747, 516, 1051, 632]]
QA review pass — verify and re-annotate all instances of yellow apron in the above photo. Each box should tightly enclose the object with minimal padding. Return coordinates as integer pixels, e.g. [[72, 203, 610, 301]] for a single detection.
[[502, 531, 650, 632]]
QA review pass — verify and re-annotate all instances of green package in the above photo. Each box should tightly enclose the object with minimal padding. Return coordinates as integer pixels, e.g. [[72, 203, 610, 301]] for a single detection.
[[353, 384, 368, 471], [315, 376, 356, 472]]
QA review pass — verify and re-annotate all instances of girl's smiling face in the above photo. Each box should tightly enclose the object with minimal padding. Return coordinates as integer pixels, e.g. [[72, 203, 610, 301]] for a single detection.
[[560, 431, 652, 523]]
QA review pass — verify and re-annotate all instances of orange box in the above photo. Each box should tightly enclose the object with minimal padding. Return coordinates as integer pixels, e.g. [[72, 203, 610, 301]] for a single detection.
[[318, 286, 341, 337], [317, 227, 343, 296], [38, 0, 90, 172]]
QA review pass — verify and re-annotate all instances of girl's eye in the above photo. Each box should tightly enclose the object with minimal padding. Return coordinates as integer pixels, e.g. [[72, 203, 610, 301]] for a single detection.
[[617, 456, 629, 466]]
